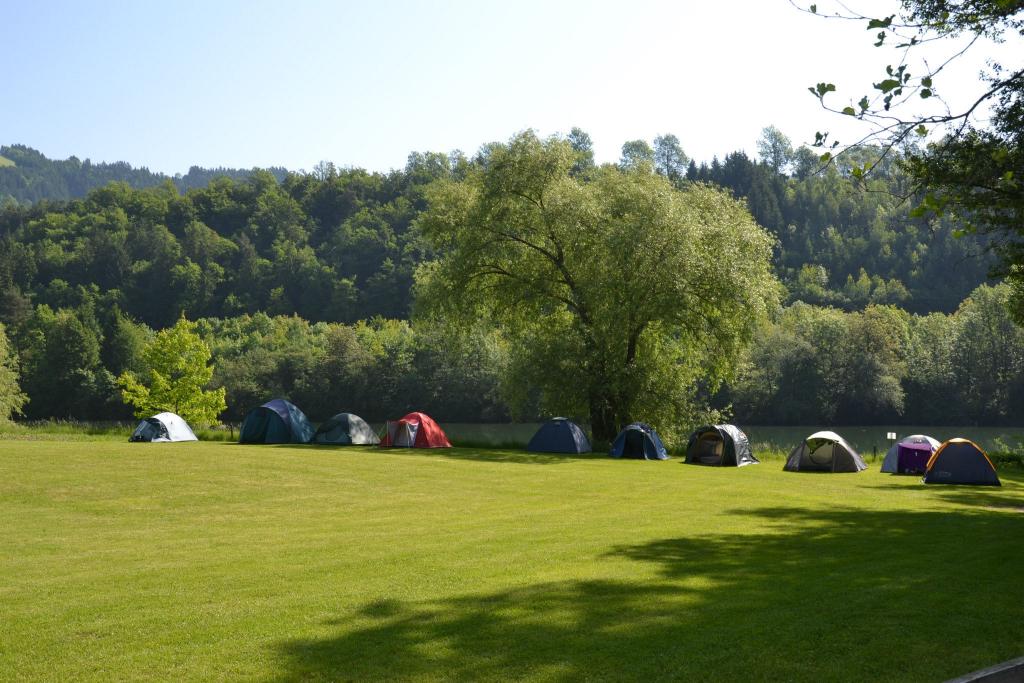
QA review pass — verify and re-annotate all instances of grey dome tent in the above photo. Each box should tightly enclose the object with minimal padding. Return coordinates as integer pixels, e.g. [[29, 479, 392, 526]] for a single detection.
[[312, 412, 380, 445], [129, 412, 198, 442], [685, 424, 758, 466], [923, 438, 1000, 486], [881, 434, 941, 474], [784, 431, 867, 472], [610, 422, 668, 460], [239, 398, 315, 444], [527, 418, 591, 454]]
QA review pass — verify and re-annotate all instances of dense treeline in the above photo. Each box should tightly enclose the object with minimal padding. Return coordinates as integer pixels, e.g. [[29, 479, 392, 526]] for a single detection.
[[0, 133, 997, 323], [727, 284, 1024, 425], [0, 130, 1014, 428], [0, 283, 1019, 429], [0, 155, 454, 329], [0, 144, 287, 205], [684, 147, 991, 313], [0, 298, 507, 424]]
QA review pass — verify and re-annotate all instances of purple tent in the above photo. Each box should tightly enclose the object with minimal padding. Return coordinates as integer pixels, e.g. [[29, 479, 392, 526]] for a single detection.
[[881, 435, 941, 474]]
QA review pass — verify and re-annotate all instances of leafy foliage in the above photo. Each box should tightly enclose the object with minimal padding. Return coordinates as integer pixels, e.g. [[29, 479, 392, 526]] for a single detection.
[[0, 323, 27, 421], [801, 0, 1024, 318], [0, 129, 1015, 429], [417, 131, 779, 441], [728, 284, 1024, 425], [118, 317, 226, 426]]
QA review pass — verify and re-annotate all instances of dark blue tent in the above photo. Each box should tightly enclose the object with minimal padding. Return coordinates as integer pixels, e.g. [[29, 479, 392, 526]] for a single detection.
[[527, 418, 591, 454], [239, 398, 315, 444], [923, 438, 1000, 486], [609, 422, 668, 460]]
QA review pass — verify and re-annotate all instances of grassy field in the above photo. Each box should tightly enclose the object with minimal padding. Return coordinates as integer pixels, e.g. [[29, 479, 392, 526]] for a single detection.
[[0, 154, 14, 168], [1, 441, 1022, 681]]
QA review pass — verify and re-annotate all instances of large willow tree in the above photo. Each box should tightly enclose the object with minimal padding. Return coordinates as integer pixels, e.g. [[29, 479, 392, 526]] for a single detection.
[[416, 132, 779, 442]]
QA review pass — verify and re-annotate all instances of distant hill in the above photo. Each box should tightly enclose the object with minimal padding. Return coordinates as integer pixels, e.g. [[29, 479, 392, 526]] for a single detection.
[[0, 144, 288, 204]]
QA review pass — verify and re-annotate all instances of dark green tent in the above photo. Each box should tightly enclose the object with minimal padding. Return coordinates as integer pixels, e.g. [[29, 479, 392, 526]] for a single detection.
[[239, 398, 315, 444], [312, 412, 379, 445]]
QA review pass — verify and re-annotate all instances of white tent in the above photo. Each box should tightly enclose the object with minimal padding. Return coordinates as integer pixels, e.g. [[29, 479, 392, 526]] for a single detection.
[[129, 412, 199, 442], [784, 430, 867, 472]]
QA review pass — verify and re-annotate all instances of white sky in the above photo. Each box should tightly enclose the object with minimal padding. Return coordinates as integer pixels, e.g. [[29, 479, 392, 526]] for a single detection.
[[2, 0, 1016, 174]]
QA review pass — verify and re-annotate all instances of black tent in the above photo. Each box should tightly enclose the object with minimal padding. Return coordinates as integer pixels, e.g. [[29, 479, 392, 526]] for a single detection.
[[312, 412, 380, 445], [923, 438, 1000, 486], [685, 424, 758, 466], [784, 431, 867, 473]]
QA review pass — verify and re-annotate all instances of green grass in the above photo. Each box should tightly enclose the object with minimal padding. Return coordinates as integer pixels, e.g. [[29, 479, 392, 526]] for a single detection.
[[0, 154, 14, 168], [1, 441, 1022, 681], [0, 420, 239, 442]]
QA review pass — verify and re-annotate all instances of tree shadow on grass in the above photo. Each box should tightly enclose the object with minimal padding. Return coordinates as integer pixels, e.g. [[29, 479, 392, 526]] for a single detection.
[[424, 448, 608, 466], [863, 478, 1024, 512], [253, 443, 608, 465], [270, 504, 1024, 682]]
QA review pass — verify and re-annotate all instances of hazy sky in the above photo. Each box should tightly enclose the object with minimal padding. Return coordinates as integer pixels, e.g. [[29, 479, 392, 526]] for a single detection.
[[2, 0, 1011, 174]]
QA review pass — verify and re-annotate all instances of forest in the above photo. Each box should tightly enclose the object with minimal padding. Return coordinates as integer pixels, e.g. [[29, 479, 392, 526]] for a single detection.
[[0, 129, 1018, 429], [0, 144, 287, 205]]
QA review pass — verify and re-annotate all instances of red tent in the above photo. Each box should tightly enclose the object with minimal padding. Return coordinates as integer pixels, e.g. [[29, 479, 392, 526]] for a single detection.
[[380, 411, 451, 448]]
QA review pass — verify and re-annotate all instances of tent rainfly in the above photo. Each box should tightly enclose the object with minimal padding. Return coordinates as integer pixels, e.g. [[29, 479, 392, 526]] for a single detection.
[[685, 424, 758, 466], [880, 434, 941, 474], [527, 418, 591, 454], [784, 431, 867, 473], [923, 438, 1001, 486], [312, 412, 380, 445], [609, 423, 669, 460], [239, 398, 315, 444], [129, 412, 198, 442]]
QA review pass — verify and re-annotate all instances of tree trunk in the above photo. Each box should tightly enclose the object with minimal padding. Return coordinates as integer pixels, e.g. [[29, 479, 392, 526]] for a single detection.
[[589, 389, 619, 444]]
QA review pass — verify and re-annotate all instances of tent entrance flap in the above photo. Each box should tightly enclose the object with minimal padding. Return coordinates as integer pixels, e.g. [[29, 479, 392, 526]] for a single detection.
[[695, 433, 724, 465], [807, 442, 835, 470], [147, 418, 169, 441], [623, 430, 646, 458], [897, 443, 932, 474]]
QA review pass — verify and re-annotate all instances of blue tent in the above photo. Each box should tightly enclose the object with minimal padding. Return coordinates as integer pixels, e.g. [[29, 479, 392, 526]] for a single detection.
[[609, 422, 668, 460], [526, 418, 591, 454], [239, 398, 315, 444]]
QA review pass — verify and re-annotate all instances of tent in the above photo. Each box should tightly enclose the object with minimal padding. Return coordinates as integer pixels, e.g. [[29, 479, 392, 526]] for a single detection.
[[239, 398, 315, 444], [380, 411, 451, 448], [685, 424, 758, 466], [881, 434, 941, 474], [527, 418, 591, 454], [609, 422, 668, 460], [923, 438, 1001, 486], [129, 412, 198, 442], [312, 412, 380, 445], [784, 431, 867, 472]]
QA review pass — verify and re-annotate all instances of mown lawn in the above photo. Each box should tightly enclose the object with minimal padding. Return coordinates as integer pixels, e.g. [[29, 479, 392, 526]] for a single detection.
[[1, 441, 1021, 681]]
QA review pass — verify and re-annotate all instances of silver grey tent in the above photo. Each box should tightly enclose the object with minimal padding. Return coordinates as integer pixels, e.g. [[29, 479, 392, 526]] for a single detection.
[[784, 430, 867, 472], [129, 412, 198, 442], [880, 434, 941, 474], [312, 412, 380, 445], [685, 424, 759, 466]]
